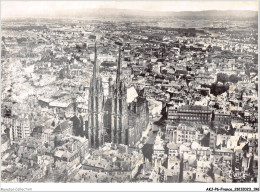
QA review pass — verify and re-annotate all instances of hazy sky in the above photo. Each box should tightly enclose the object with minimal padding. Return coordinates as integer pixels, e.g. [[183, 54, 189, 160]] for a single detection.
[[1, 1, 258, 18]]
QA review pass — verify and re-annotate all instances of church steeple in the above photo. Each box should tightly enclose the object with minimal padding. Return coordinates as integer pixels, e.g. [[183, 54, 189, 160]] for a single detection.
[[93, 42, 99, 79], [87, 41, 104, 148], [116, 46, 122, 86]]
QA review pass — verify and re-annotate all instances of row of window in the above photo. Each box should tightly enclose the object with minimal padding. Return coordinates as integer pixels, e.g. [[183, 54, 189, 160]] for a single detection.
[[179, 116, 208, 120], [215, 152, 233, 156], [180, 130, 196, 135], [178, 113, 209, 116], [178, 134, 196, 139], [178, 110, 210, 113], [69, 152, 80, 162], [178, 138, 195, 142]]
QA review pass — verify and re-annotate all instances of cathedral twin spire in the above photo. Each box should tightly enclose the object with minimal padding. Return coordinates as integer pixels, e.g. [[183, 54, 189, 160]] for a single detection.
[[88, 41, 125, 148], [92, 41, 123, 90]]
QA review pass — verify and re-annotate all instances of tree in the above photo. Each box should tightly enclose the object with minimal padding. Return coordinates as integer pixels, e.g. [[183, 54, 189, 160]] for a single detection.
[[229, 74, 239, 84], [217, 73, 229, 84], [210, 83, 229, 96]]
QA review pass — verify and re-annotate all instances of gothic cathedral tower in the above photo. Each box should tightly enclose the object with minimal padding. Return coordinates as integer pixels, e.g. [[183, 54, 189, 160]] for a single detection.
[[87, 43, 105, 148], [109, 46, 129, 145]]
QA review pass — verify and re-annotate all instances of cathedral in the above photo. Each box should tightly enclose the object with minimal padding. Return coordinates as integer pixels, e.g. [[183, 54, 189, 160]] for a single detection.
[[87, 42, 149, 148]]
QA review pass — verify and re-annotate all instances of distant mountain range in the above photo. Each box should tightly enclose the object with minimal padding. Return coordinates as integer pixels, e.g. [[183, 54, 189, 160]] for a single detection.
[[4, 9, 258, 20], [56, 9, 258, 18]]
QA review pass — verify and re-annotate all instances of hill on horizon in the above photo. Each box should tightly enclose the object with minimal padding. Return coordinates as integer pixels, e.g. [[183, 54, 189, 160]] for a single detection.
[[3, 9, 258, 20]]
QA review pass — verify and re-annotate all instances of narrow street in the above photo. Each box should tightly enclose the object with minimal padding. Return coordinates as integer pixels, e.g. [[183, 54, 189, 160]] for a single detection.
[[142, 116, 162, 162]]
